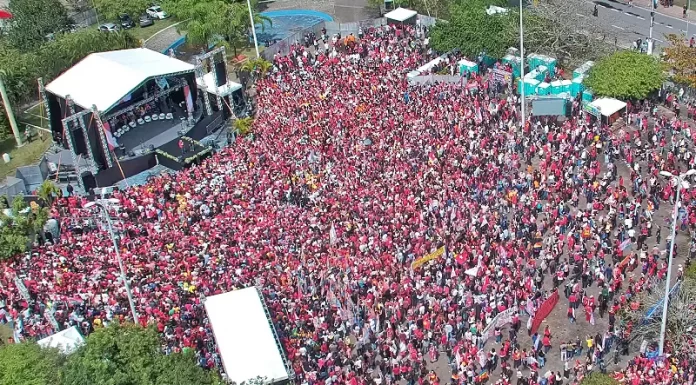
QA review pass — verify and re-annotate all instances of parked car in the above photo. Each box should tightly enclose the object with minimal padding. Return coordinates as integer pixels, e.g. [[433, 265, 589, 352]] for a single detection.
[[139, 14, 154, 27], [118, 13, 135, 29], [145, 6, 168, 19], [98, 23, 120, 33]]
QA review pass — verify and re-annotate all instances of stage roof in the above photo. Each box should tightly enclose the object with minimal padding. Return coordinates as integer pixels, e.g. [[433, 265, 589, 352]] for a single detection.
[[45, 48, 195, 113], [204, 287, 290, 384], [37, 326, 85, 354]]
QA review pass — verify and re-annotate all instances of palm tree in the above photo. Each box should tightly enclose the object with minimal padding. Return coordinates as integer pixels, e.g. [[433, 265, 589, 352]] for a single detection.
[[37, 180, 60, 205], [233, 116, 254, 136]]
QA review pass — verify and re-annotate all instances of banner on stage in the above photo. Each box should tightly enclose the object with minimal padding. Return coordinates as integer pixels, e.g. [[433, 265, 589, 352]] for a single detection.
[[411, 246, 445, 270]]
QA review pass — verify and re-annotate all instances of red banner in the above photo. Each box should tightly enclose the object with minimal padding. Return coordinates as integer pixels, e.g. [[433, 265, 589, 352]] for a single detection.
[[530, 289, 559, 334]]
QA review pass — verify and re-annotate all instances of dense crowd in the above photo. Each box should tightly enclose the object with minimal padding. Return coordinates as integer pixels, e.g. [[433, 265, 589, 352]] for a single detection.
[[1, 22, 696, 385]]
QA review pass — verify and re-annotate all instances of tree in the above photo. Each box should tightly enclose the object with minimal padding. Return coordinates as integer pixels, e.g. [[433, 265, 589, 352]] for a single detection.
[[233, 116, 254, 136], [37, 180, 60, 206], [581, 372, 619, 385], [0, 343, 65, 385], [62, 323, 222, 385], [585, 50, 664, 100], [429, 1, 515, 58], [663, 33, 696, 89], [3, 0, 70, 51], [622, 279, 696, 360], [92, 0, 151, 22], [521, 0, 616, 67], [164, 0, 271, 56], [0, 196, 48, 260]]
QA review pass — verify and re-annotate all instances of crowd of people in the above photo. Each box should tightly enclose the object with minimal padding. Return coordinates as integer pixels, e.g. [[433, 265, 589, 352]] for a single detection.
[[1, 21, 696, 385]]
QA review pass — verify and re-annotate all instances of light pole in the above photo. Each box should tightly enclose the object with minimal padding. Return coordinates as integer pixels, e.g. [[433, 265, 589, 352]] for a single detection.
[[246, 0, 260, 58], [657, 169, 696, 355], [519, 0, 526, 131], [84, 199, 139, 325], [687, 0, 691, 41]]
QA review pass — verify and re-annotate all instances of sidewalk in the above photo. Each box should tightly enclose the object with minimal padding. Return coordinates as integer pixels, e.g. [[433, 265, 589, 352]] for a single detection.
[[627, 0, 696, 22]]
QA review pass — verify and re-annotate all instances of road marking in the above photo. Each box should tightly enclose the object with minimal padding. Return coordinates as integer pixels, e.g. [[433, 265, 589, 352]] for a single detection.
[[666, 24, 674, 28], [636, 15, 645, 19], [597, 3, 609, 7], [612, 24, 625, 30], [654, 38, 665, 42], [612, 8, 620, 11], [576, 12, 587, 17]]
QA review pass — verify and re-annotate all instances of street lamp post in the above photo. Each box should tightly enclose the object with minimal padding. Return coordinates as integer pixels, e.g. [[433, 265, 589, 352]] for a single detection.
[[519, 0, 526, 131], [85, 199, 139, 325], [657, 169, 696, 355], [246, 0, 260, 58]]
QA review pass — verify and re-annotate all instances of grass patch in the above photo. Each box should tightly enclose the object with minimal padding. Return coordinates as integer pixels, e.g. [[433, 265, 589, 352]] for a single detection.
[[130, 18, 180, 42], [0, 138, 51, 179]]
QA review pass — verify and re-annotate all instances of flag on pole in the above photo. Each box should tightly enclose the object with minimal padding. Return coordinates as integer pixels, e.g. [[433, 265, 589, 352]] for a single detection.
[[183, 85, 194, 113], [102, 121, 118, 150]]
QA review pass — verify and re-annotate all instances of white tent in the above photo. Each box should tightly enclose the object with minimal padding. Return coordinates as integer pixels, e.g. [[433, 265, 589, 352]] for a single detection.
[[385, 7, 417, 23], [37, 326, 85, 354], [204, 287, 290, 384], [196, 72, 243, 97], [589, 97, 627, 117], [415, 56, 444, 74], [46, 48, 195, 113]]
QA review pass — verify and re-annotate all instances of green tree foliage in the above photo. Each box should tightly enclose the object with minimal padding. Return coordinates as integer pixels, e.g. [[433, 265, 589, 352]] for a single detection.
[[0, 343, 65, 385], [585, 50, 664, 100], [0, 325, 221, 385], [581, 372, 619, 385], [428, 0, 515, 59], [0, 196, 49, 260], [37, 180, 60, 205], [3, 0, 71, 50], [164, 0, 271, 56], [93, 0, 151, 23], [62, 324, 221, 385]]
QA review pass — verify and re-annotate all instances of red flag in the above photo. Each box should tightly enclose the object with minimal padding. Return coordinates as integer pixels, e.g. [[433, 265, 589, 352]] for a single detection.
[[0, 10, 12, 19]]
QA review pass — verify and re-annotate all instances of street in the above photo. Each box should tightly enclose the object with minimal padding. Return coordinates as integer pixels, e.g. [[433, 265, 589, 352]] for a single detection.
[[556, 0, 694, 48]]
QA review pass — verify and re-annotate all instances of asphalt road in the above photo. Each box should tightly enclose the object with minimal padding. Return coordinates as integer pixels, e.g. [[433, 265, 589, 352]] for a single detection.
[[572, 0, 694, 48]]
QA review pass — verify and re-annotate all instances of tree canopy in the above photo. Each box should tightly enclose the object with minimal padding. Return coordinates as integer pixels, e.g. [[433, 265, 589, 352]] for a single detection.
[[581, 372, 620, 385], [0, 324, 222, 385], [585, 50, 664, 100], [3, 0, 71, 50], [663, 33, 696, 89], [0, 196, 49, 260], [164, 0, 270, 56], [428, 0, 515, 58], [92, 0, 151, 22], [0, 343, 65, 385]]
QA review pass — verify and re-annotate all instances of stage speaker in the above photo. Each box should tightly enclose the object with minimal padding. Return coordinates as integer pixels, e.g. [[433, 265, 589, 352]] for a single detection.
[[81, 171, 97, 191], [214, 61, 227, 87]]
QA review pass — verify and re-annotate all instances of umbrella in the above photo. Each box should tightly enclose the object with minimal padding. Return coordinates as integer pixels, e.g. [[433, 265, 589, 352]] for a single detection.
[[0, 10, 11, 19]]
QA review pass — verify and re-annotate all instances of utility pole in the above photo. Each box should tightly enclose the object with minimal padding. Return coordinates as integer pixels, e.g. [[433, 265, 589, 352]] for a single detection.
[[246, 0, 260, 58], [519, 0, 526, 130], [0, 73, 23, 147], [649, 0, 656, 54]]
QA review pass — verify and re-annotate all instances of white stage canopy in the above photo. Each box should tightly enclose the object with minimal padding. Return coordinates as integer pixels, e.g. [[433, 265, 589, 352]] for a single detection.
[[196, 72, 243, 97], [385, 7, 417, 22], [46, 48, 195, 113], [205, 287, 290, 384], [37, 326, 85, 354], [589, 97, 627, 117]]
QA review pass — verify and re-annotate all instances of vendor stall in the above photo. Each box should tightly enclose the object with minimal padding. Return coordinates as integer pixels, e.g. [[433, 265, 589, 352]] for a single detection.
[[385, 7, 418, 25], [588, 97, 627, 124], [458, 59, 479, 75]]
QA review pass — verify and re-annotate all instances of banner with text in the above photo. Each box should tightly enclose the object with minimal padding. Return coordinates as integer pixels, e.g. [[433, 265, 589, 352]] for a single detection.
[[411, 246, 446, 270]]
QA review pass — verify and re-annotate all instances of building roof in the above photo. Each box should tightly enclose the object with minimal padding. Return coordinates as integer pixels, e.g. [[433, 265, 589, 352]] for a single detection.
[[384, 7, 417, 22], [45, 48, 195, 113]]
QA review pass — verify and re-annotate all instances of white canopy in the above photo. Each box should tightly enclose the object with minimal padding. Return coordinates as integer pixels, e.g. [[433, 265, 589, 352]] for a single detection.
[[385, 7, 417, 22], [46, 48, 195, 113], [416, 56, 444, 74], [196, 72, 243, 97], [589, 97, 627, 117], [486, 5, 509, 15], [37, 326, 85, 354], [205, 287, 290, 384]]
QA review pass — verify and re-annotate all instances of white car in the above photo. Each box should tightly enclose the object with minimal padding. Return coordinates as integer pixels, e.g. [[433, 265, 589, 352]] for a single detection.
[[146, 6, 169, 20]]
